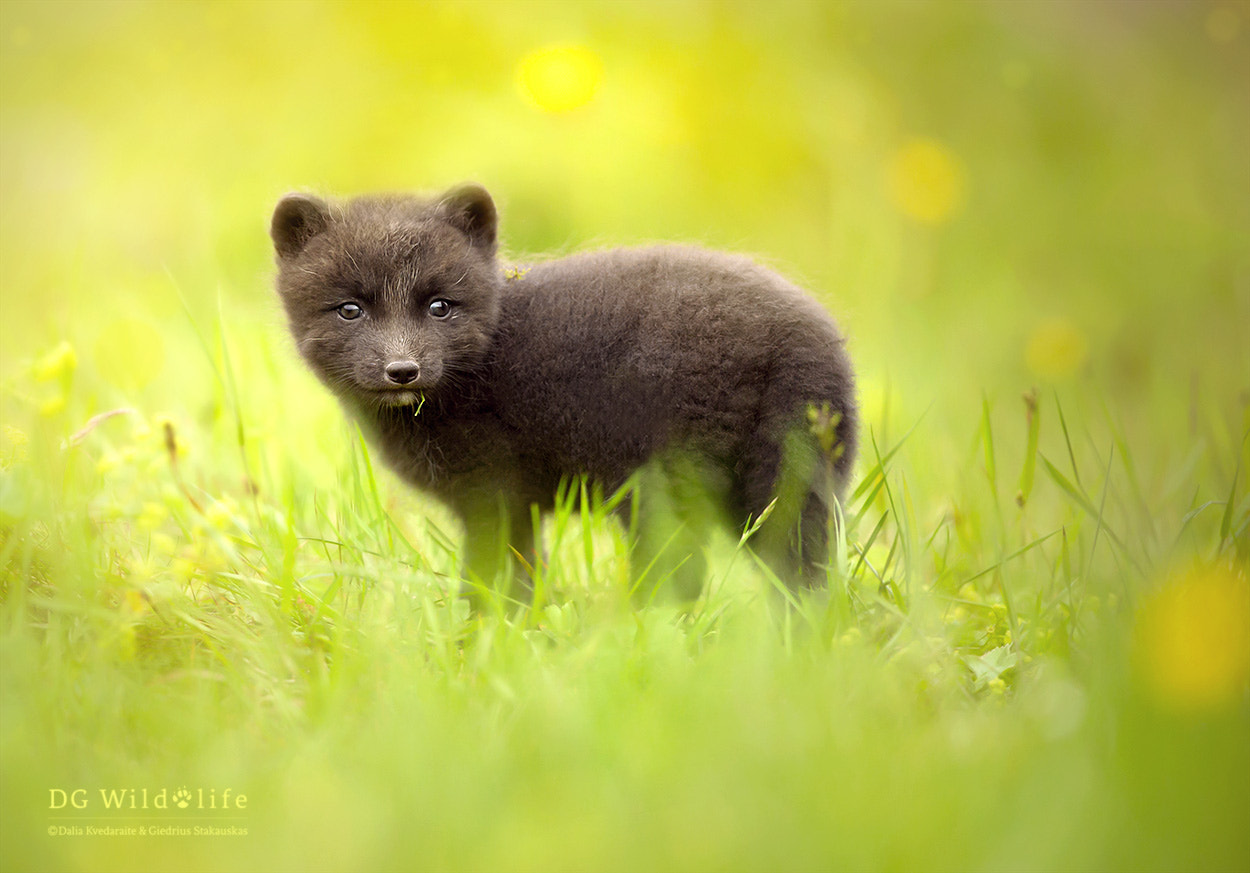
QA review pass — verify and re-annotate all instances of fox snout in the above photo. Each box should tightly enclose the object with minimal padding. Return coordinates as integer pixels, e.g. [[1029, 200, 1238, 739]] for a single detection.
[[384, 360, 420, 385]]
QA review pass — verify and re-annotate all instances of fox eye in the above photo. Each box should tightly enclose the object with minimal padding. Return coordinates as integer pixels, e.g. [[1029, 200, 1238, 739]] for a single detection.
[[428, 299, 451, 319], [337, 303, 364, 320]]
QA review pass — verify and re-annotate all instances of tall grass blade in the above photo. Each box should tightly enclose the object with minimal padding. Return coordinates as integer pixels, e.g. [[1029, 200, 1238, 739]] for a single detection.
[[1016, 388, 1040, 507], [1053, 390, 1081, 489], [1217, 431, 1245, 554], [981, 393, 998, 494], [1039, 454, 1145, 576]]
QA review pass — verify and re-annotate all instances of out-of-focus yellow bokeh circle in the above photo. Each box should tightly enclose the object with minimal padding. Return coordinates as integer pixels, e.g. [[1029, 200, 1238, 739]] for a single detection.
[[516, 45, 604, 113], [1026, 318, 1089, 380], [1134, 566, 1250, 712], [887, 138, 966, 224]]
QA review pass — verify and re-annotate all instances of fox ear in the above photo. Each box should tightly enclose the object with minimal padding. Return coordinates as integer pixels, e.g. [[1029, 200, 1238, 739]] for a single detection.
[[439, 184, 497, 254], [272, 193, 331, 258]]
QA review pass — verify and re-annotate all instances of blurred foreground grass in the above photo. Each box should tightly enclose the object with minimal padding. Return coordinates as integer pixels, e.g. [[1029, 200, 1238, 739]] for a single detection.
[[1, 2, 1248, 871]]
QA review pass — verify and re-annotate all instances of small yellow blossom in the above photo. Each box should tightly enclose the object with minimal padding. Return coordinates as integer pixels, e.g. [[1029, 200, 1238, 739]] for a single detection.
[[838, 626, 863, 647], [172, 557, 199, 582], [126, 553, 160, 583], [150, 532, 178, 555], [38, 396, 66, 417], [205, 500, 236, 531], [32, 341, 77, 382], [137, 502, 168, 531], [123, 589, 148, 616]]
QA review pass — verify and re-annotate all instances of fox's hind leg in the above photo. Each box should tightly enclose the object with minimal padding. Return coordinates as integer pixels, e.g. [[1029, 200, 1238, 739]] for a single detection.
[[735, 426, 830, 587]]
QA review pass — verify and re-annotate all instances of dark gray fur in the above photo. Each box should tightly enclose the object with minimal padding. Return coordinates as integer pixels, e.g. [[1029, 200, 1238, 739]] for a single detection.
[[271, 185, 857, 601]]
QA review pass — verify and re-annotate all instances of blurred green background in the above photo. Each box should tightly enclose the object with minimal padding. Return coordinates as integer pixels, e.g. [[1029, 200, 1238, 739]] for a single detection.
[[1, 1, 1248, 871], [3, 0, 1246, 438]]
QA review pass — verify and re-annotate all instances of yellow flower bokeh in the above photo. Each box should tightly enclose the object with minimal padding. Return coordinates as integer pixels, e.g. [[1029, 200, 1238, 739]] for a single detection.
[[1206, 6, 1241, 44], [1026, 318, 1089, 380], [886, 138, 966, 224], [1134, 566, 1250, 712], [516, 45, 604, 114]]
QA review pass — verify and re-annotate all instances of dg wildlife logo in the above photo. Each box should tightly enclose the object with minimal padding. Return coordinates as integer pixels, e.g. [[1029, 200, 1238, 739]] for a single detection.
[[49, 786, 247, 811]]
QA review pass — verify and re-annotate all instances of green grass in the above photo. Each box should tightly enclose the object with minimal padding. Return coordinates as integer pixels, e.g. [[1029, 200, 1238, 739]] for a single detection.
[[2, 344, 1246, 871], [2, 2, 1249, 871]]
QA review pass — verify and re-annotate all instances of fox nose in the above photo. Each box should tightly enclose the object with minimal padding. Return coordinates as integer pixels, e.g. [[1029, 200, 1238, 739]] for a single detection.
[[384, 360, 420, 385]]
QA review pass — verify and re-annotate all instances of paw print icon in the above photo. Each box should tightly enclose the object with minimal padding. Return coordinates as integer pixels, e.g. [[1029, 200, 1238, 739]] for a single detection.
[[173, 787, 192, 809]]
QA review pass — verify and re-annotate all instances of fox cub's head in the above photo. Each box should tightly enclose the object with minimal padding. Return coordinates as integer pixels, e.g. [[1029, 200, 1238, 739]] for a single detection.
[[271, 184, 502, 409]]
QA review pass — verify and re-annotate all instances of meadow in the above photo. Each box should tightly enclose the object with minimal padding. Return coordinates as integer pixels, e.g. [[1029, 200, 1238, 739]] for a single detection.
[[1, 2, 1248, 871]]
